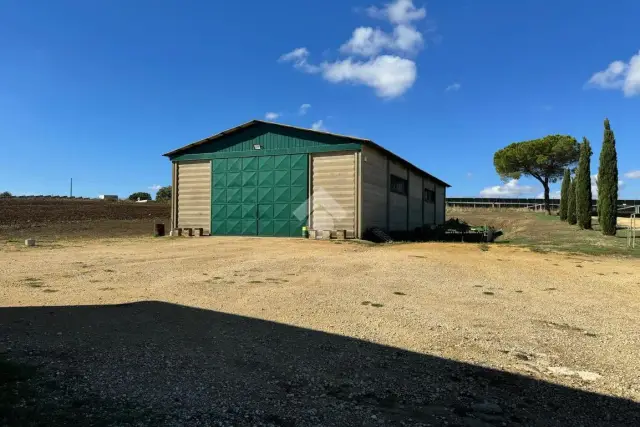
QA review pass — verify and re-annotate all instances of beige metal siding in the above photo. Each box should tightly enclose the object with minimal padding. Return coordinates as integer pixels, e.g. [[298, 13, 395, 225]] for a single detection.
[[356, 151, 362, 238], [435, 184, 446, 225], [171, 162, 178, 229], [408, 169, 423, 230], [360, 145, 388, 231], [177, 160, 211, 233], [311, 152, 357, 234], [424, 201, 436, 225], [423, 179, 436, 225], [389, 160, 408, 179], [389, 160, 408, 231]]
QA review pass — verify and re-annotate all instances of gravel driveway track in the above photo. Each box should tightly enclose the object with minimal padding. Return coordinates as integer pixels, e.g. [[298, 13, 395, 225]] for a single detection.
[[1, 237, 639, 426]]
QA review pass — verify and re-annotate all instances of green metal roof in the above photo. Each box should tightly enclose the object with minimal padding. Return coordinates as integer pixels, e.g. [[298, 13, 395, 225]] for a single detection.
[[163, 120, 450, 188]]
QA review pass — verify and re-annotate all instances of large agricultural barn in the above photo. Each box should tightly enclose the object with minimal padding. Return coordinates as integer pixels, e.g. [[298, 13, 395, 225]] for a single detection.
[[163, 120, 449, 239]]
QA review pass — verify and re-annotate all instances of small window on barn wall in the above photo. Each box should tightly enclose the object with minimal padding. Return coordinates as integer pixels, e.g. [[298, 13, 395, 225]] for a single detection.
[[424, 189, 435, 203], [390, 174, 408, 196]]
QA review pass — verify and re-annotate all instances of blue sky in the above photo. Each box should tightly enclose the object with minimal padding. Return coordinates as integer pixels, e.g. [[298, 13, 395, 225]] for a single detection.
[[1, 0, 639, 199]]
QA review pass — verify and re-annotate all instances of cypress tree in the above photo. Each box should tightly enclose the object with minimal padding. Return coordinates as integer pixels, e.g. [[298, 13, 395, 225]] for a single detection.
[[598, 118, 618, 235], [559, 168, 570, 221], [575, 138, 593, 229], [567, 177, 577, 225]]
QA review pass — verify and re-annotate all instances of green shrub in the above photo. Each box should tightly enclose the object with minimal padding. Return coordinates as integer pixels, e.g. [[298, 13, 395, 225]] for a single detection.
[[155, 186, 171, 203], [575, 138, 593, 229], [128, 192, 152, 201], [567, 178, 577, 225], [559, 169, 570, 221], [597, 118, 618, 236]]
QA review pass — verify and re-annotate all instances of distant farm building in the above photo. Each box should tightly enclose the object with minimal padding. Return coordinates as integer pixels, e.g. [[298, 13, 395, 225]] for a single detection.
[[99, 195, 118, 201], [163, 120, 449, 238]]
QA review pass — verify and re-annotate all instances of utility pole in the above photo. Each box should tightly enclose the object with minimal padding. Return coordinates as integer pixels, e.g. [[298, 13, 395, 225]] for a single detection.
[[70, 178, 73, 197]]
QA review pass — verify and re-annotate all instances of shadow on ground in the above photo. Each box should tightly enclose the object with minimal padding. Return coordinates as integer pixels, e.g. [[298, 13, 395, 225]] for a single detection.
[[1, 302, 638, 426]]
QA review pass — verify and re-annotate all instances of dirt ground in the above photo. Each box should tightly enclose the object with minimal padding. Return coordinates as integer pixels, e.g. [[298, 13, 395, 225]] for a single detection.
[[0, 198, 169, 226], [0, 197, 170, 242], [616, 217, 638, 228], [1, 237, 639, 426]]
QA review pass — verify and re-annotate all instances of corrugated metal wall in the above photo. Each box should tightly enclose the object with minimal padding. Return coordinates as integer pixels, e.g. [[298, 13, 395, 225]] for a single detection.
[[389, 160, 408, 231], [176, 160, 211, 233], [423, 179, 436, 225], [435, 185, 446, 225], [361, 145, 387, 231], [171, 124, 361, 159], [408, 169, 423, 231], [311, 152, 357, 236], [360, 146, 446, 233]]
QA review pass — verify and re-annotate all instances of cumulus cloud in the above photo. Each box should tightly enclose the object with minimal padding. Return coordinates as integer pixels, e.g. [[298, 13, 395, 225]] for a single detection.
[[624, 170, 640, 179], [149, 185, 162, 191], [340, 24, 423, 56], [340, 27, 391, 57], [279, 1, 428, 98], [366, 0, 426, 24], [264, 112, 280, 120], [278, 48, 320, 73], [298, 104, 311, 115], [311, 120, 326, 131], [445, 82, 461, 92], [586, 50, 640, 97], [479, 179, 536, 197], [322, 55, 417, 98]]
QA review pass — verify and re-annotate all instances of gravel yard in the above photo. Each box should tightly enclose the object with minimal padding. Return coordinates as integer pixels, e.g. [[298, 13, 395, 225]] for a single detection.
[[1, 237, 639, 426]]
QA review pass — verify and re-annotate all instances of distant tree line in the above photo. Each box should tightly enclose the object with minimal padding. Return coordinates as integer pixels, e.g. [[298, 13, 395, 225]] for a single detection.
[[494, 118, 619, 236], [127, 186, 170, 203], [2, 188, 172, 203]]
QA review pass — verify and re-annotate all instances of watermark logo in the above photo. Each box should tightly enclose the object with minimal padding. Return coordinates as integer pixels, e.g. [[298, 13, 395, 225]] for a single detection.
[[292, 186, 349, 231]]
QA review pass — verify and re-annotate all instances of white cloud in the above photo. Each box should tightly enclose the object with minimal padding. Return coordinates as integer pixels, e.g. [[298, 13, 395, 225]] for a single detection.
[[311, 120, 326, 131], [627, 52, 640, 96], [479, 179, 536, 197], [587, 50, 640, 97], [341, 27, 391, 57], [340, 25, 423, 56], [588, 60, 627, 89], [278, 1, 428, 99], [367, 0, 426, 24], [278, 48, 320, 73], [279, 47, 307, 63], [149, 184, 161, 191], [322, 55, 417, 98], [264, 112, 280, 120], [298, 104, 311, 115], [393, 24, 423, 52], [624, 170, 640, 179], [445, 82, 461, 92]]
